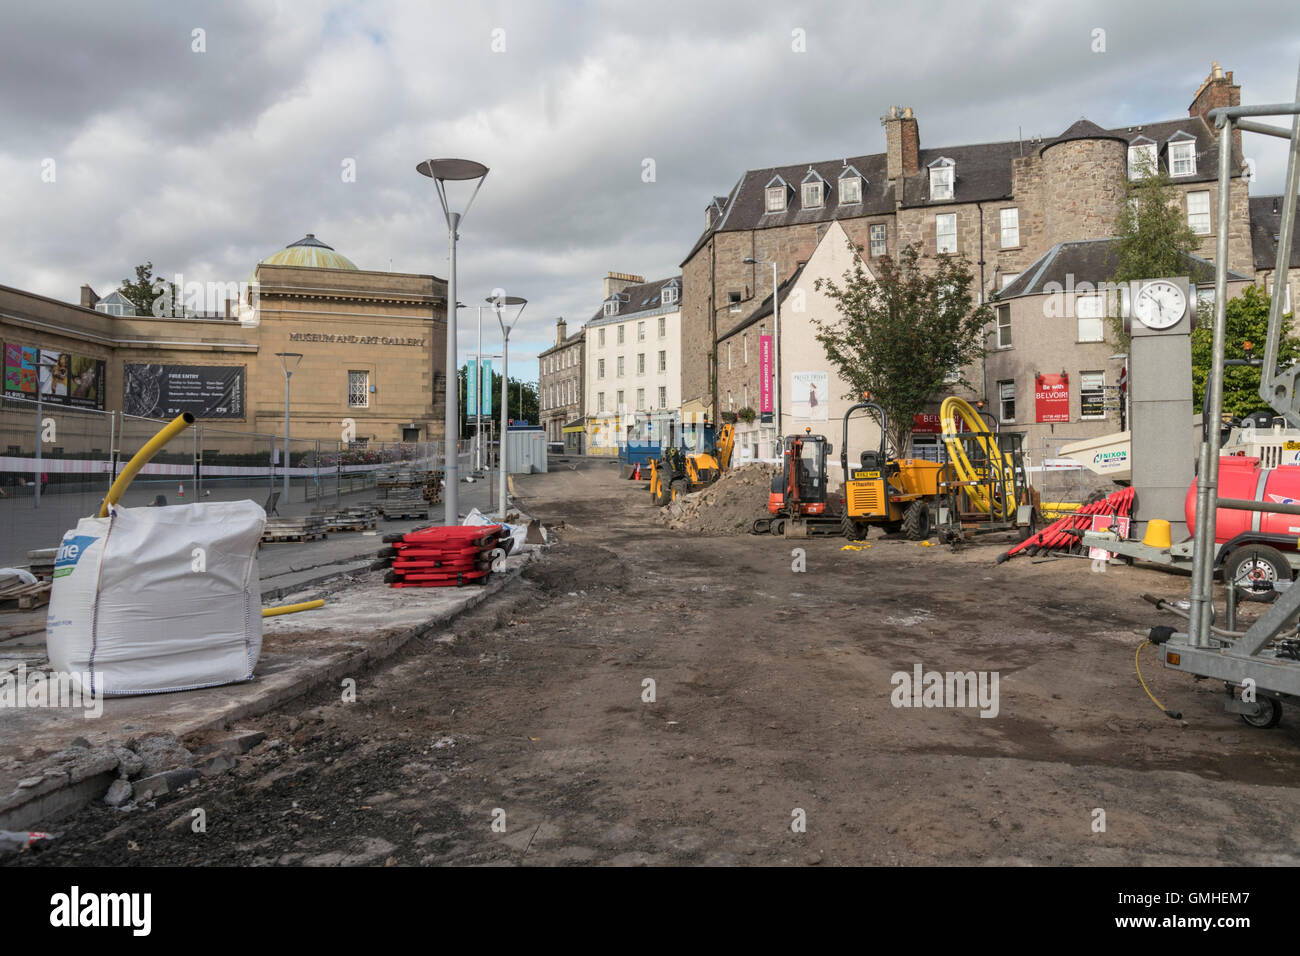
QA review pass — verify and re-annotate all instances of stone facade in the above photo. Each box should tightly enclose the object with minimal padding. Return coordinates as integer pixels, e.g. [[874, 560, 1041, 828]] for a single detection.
[[538, 318, 584, 449], [682, 63, 1263, 433], [0, 246, 447, 450]]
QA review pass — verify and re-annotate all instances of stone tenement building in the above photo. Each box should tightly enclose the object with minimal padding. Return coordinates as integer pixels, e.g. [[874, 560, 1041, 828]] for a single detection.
[[537, 317, 584, 450], [680, 62, 1254, 425]]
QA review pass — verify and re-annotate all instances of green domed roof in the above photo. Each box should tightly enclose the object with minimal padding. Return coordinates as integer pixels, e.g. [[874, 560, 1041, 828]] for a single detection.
[[259, 234, 358, 270]]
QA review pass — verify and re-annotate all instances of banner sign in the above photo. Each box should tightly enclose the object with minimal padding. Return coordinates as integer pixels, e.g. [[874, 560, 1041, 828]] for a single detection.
[[467, 360, 479, 415], [759, 335, 773, 414], [124, 363, 245, 419], [4, 343, 106, 410], [791, 370, 828, 422], [1035, 373, 1070, 423], [480, 360, 493, 416]]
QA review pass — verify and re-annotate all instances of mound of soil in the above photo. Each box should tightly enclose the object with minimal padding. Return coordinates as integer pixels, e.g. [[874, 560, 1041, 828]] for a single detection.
[[654, 463, 779, 535]]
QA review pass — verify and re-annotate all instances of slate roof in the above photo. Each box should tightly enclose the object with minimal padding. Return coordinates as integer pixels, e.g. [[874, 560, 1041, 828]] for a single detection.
[[684, 113, 1241, 265], [1250, 195, 1300, 271], [584, 275, 682, 327], [537, 327, 585, 358], [997, 238, 1249, 299]]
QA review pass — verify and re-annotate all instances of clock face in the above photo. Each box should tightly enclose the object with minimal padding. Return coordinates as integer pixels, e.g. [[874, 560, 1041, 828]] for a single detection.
[[1133, 279, 1187, 330]]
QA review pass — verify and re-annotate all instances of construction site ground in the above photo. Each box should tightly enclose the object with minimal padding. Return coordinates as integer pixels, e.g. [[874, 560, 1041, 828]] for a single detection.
[[8, 462, 1300, 866]]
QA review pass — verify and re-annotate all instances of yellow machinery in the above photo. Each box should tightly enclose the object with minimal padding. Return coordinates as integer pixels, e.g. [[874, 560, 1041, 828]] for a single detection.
[[650, 423, 735, 506], [840, 402, 945, 539], [935, 396, 1036, 541]]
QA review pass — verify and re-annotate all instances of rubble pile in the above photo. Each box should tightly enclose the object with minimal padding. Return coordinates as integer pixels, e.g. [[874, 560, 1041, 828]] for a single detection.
[[654, 463, 778, 535]]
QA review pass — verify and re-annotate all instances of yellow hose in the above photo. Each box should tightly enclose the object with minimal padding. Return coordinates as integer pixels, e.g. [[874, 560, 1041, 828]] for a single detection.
[[262, 599, 325, 618], [939, 396, 1021, 518], [98, 412, 196, 517]]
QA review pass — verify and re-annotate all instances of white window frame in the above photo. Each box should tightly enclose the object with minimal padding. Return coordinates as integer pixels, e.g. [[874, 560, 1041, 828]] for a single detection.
[[1080, 372, 1106, 420], [658, 385, 667, 408], [598, 358, 605, 379], [658, 350, 666, 372], [801, 180, 824, 209], [598, 328, 605, 347], [1000, 207, 1019, 248], [348, 370, 369, 408], [637, 353, 645, 375], [617, 355, 624, 377], [729, 292, 742, 313], [636, 388, 645, 411], [1170, 140, 1196, 177], [765, 186, 787, 213], [1000, 272, 1020, 290], [658, 315, 667, 336], [1187, 190, 1211, 234], [637, 320, 646, 342], [869, 223, 887, 257], [598, 392, 605, 413], [661, 287, 677, 307], [936, 213, 957, 254], [1076, 294, 1106, 342], [996, 304, 1012, 349], [603, 300, 617, 317], [617, 390, 624, 409], [930, 164, 954, 201], [1128, 143, 1157, 180], [998, 380, 1015, 424], [839, 176, 861, 204]]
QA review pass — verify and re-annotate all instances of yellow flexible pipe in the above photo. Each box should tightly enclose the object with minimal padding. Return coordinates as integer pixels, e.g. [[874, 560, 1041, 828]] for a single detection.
[[939, 396, 1020, 518], [262, 599, 325, 618], [98, 412, 196, 517]]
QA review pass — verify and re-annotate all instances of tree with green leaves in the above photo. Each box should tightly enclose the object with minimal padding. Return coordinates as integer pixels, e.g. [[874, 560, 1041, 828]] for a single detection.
[[118, 261, 179, 316], [813, 243, 992, 454], [1192, 284, 1299, 420], [1108, 162, 1201, 344]]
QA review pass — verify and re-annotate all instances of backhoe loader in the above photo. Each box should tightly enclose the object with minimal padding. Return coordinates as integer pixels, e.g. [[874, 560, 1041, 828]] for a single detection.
[[649, 422, 735, 506]]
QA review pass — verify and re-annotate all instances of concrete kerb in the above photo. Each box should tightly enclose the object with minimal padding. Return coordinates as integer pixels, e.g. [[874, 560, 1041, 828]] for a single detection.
[[0, 549, 538, 833]]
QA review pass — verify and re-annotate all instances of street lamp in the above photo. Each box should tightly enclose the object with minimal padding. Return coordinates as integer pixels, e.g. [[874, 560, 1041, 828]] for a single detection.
[[418, 157, 489, 525], [274, 352, 303, 501], [489, 293, 527, 520], [744, 256, 780, 454]]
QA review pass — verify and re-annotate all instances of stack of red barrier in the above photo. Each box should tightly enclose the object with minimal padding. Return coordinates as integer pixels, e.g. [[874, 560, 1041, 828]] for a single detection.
[[376, 524, 509, 587], [997, 487, 1136, 564]]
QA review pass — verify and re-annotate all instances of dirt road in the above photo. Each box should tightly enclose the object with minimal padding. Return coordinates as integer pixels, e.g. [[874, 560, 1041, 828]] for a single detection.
[[12, 465, 1300, 866]]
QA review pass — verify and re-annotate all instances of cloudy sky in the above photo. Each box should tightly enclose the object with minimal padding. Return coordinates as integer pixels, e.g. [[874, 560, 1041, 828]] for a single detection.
[[5, 0, 1300, 381]]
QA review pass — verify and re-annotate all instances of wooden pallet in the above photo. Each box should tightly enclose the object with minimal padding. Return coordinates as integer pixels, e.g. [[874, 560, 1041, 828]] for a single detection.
[[261, 530, 328, 543], [0, 580, 52, 611]]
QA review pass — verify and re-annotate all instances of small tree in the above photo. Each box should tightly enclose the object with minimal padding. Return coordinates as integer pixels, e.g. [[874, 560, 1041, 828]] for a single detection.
[[118, 261, 179, 316], [813, 242, 991, 454], [1108, 162, 1201, 345], [1192, 284, 1299, 420]]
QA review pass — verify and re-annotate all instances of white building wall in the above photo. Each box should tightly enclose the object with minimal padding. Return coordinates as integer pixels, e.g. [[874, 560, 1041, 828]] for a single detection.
[[584, 306, 681, 453]]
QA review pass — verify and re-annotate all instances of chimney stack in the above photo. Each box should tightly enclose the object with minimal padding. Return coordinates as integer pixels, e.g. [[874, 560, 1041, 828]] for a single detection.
[[603, 271, 644, 298], [882, 106, 920, 182], [80, 284, 99, 310], [1190, 61, 1242, 153], [556, 317, 567, 345]]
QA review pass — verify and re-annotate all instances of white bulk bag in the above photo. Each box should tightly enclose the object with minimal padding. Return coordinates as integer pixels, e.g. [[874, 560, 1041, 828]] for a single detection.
[[46, 500, 266, 696]]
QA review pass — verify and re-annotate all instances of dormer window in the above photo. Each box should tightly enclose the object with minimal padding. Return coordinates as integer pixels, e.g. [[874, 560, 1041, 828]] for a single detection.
[[802, 181, 823, 208], [928, 158, 955, 201], [839, 177, 861, 204], [603, 299, 618, 317], [1169, 138, 1196, 177], [764, 176, 789, 213], [1128, 138, 1157, 179], [661, 286, 678, 306]]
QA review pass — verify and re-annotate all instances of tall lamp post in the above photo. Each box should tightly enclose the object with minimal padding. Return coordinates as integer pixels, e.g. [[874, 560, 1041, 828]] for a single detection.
[[275, 351, 303, 502], [490, 294, 527, 520], [744, 256, 780, 454], [417, 157, 489, 526]]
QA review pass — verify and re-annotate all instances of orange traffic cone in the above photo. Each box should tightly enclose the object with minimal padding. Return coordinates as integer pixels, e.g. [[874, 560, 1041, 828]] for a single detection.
[[178, 482, 185, 498], [632, 463, 641, 480]]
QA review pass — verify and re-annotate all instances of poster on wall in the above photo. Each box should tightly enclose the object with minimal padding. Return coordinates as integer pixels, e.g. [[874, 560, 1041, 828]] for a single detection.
[[790, 370, 828, 422], [3, 344, 38, 395], [3, 343, 105, 408], [123, 363, 245, 418], [1035, 373, 1070, 423]]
